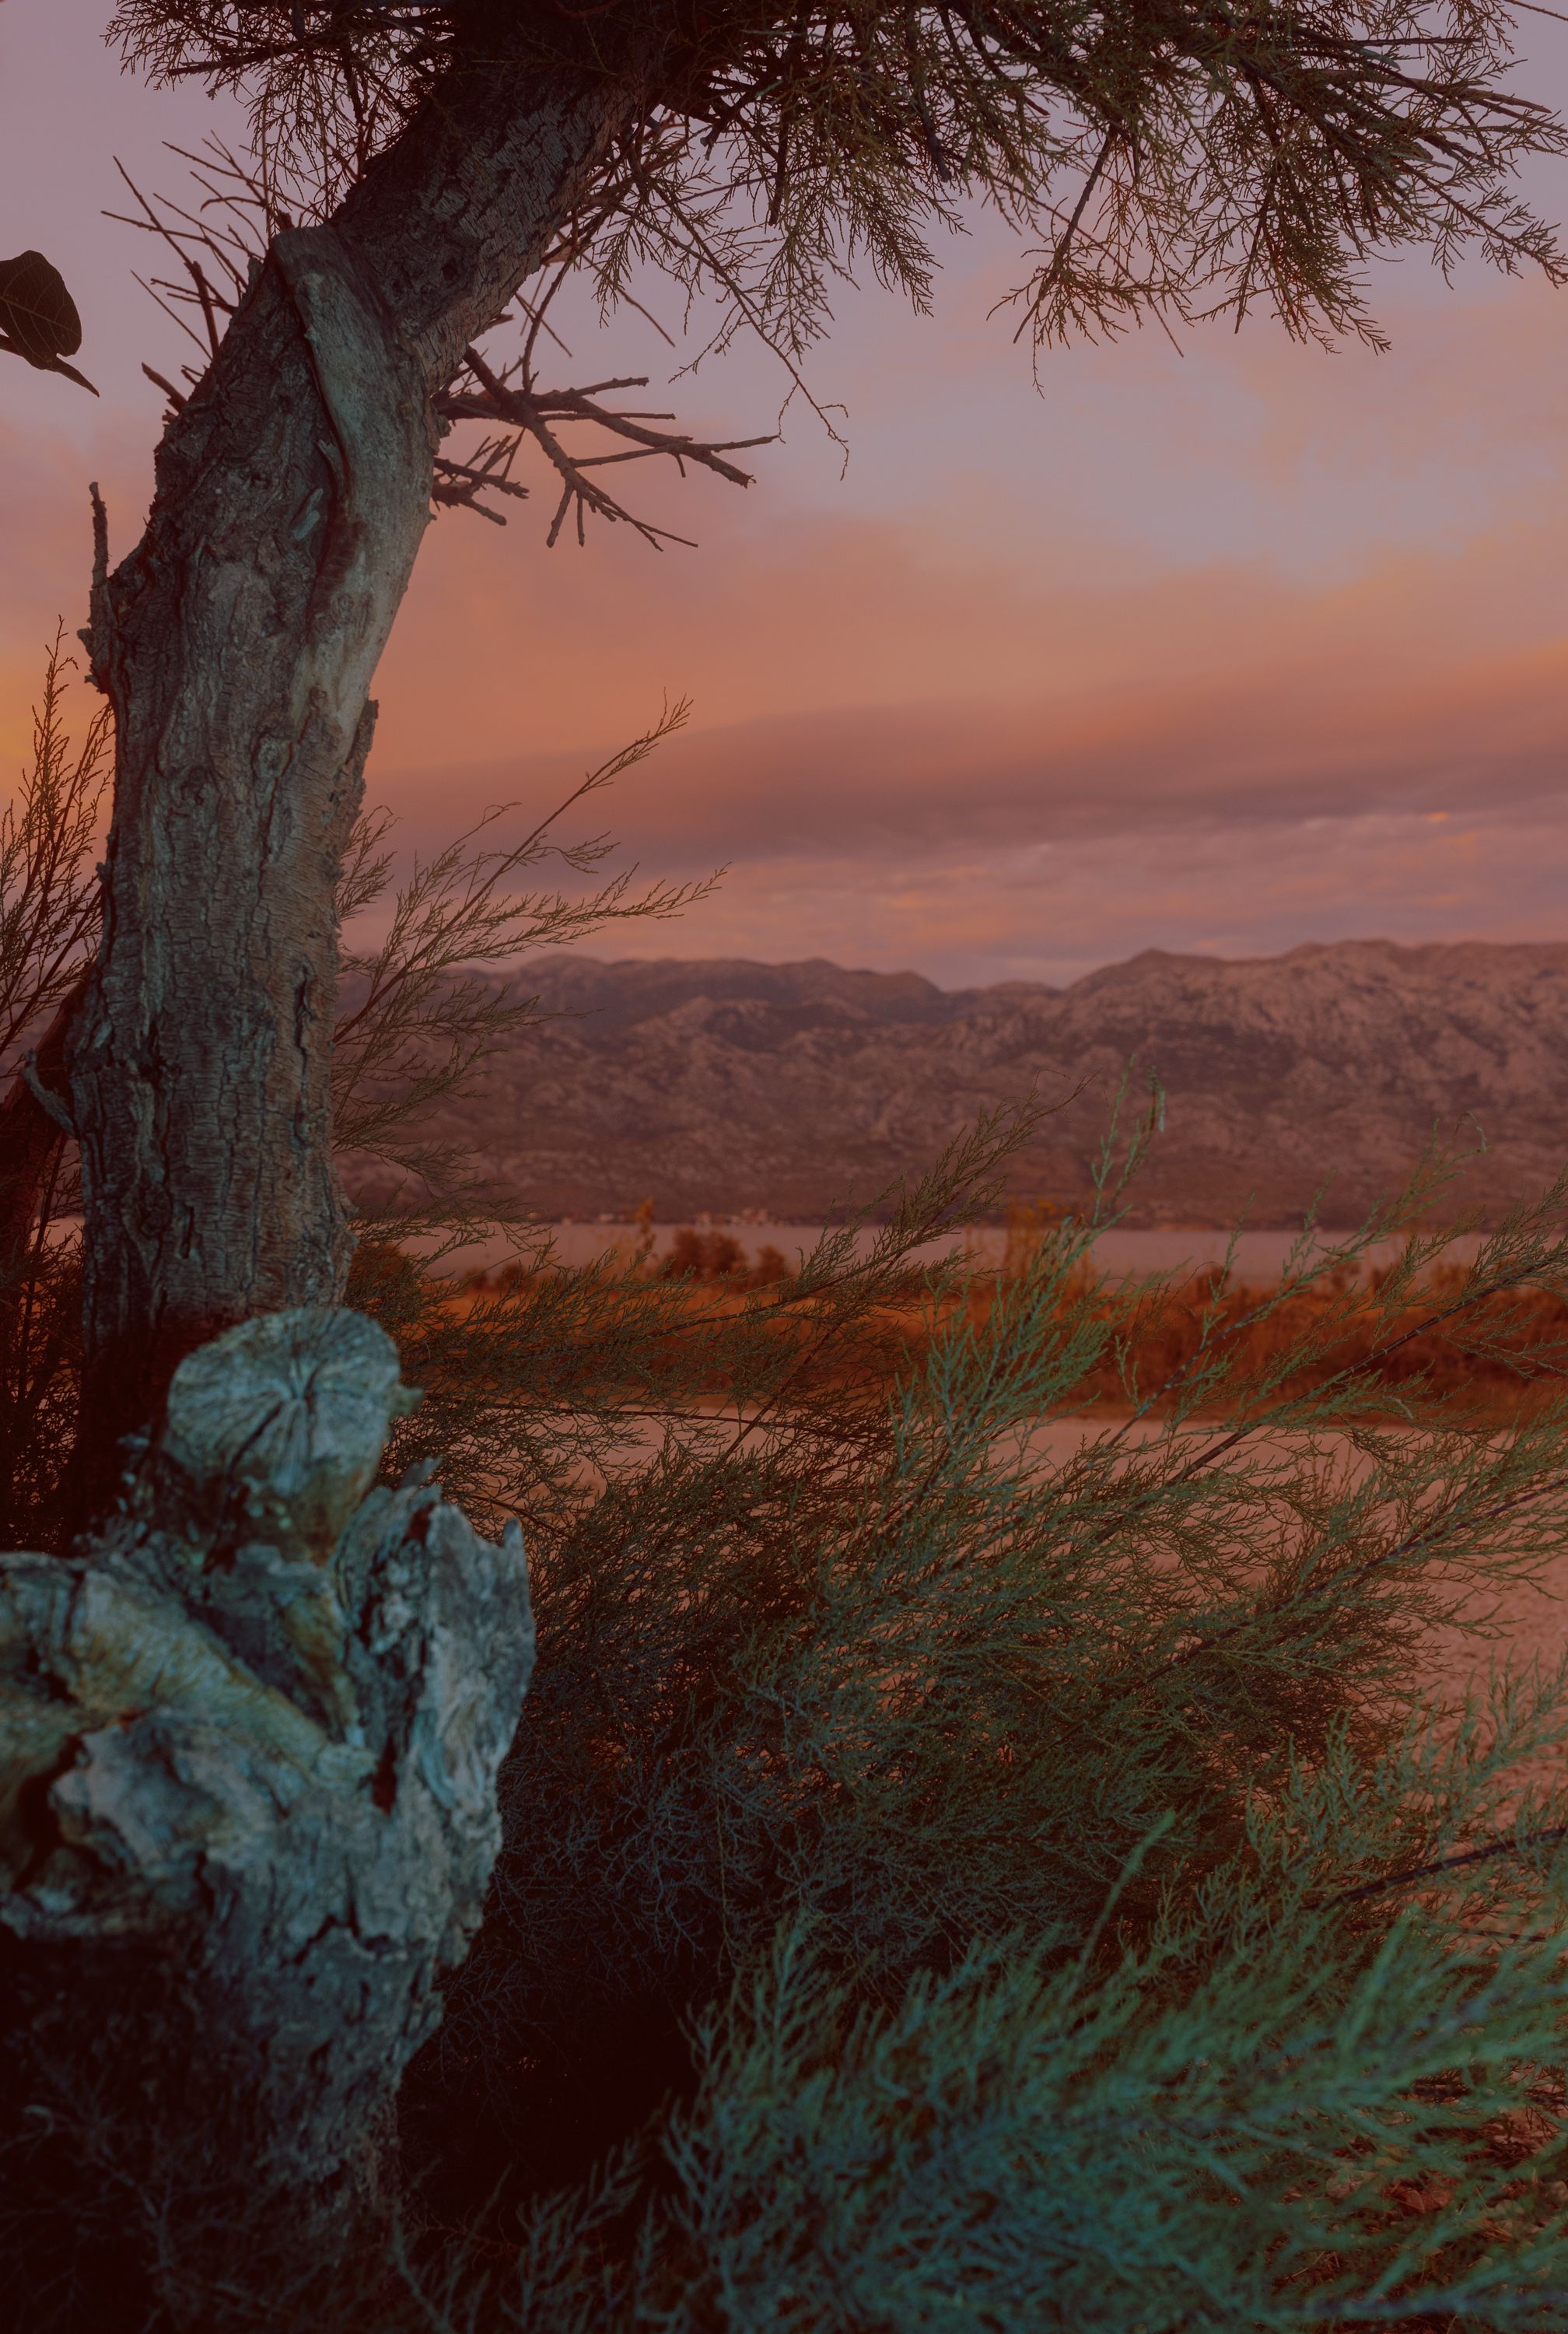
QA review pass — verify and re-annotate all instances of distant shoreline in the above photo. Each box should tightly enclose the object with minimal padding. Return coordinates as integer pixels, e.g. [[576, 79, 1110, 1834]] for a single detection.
[[429, 1221, 1485, 1281]]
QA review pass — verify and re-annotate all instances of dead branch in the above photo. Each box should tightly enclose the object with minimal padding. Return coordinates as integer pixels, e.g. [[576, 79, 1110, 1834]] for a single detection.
[[437, 345, 771, 544], [112, 140, 773, 541]]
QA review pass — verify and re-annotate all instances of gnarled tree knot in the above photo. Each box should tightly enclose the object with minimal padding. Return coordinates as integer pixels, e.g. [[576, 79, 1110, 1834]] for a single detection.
[[0, 1304, 533, 2200]]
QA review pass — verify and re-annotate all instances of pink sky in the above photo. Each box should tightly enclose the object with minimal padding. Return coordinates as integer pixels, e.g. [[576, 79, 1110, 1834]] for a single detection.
[[2, 2, 1566, 986]]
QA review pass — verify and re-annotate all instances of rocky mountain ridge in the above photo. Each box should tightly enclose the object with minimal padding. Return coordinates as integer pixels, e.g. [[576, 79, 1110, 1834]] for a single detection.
[[359, 939, 1568, 1228]]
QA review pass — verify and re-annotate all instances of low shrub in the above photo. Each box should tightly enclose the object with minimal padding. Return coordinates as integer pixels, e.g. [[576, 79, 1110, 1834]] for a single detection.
[[384, 1137, 1568, 2330]]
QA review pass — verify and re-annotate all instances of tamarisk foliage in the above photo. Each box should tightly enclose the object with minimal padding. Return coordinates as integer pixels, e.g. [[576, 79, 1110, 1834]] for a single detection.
[[377, 1122, 1568, 2328], [114, 2, 1568, 362], [14, 911, 1568, 2318]]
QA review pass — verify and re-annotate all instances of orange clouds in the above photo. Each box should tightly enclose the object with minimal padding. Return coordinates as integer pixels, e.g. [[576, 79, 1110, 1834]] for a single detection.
[[0, 8, 1564, 987], [369, 499, 1566, 843], [355, 362, 1567, 983], [5, 382, 1563, 988]]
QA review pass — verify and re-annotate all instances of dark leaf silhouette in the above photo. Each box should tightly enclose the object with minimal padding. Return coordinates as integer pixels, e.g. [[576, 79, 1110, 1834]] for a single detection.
[[0, 250, 97, 395]]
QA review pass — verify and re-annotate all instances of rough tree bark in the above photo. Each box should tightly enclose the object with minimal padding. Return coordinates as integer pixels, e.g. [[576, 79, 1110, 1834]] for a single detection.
[[0, 1305, 533, 2301], [69, 43, 634, 1489], [5, 37, 643, 2279]]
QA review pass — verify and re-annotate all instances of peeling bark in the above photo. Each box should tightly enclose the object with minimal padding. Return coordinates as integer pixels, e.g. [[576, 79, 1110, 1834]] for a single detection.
[[69, 51, 632, 1480], [0, 1305, 533, 2246]]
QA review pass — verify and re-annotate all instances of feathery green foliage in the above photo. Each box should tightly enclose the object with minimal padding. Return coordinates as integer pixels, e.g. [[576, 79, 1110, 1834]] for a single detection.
[[344, 1115, 1568, 2329], [8, 965, 1568, 2318], [110, 2, 1568, 359], [491, 1908, 1568, 2329]]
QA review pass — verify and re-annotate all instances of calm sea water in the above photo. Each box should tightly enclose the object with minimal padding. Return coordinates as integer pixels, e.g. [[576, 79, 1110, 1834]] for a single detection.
[[49, 1216, 1482, 1282], [446, 1221, 1486, 1282]]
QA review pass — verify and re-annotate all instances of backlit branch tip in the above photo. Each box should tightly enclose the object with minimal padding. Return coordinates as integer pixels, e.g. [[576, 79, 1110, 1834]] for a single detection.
[[434, 345, 772, 545]]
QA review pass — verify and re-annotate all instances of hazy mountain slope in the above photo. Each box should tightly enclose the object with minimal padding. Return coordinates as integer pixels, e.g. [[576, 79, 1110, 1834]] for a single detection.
[[360, 940, 1568, 1227]]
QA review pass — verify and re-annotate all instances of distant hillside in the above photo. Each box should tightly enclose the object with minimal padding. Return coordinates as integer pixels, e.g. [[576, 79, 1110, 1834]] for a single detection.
[[346, 940, 1568, 1227]]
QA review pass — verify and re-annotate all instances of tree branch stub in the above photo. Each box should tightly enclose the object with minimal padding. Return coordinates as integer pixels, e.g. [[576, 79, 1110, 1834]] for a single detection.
[[0, 1304, 534, 2203]]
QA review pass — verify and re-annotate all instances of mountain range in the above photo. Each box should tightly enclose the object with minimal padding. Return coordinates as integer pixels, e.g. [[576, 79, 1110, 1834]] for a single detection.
[[355, 939, 1568, 1228]]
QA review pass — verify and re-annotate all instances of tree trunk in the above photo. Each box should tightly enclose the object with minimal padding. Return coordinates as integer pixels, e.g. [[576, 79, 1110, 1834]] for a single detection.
[[68, 51, 630, 1488], [0, 1305, 534, 2317]]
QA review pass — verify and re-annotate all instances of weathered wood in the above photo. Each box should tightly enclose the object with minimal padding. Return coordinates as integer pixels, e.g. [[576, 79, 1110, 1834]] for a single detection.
[[69, 48, 632, 1478], [0, 1305, 533, 2241]]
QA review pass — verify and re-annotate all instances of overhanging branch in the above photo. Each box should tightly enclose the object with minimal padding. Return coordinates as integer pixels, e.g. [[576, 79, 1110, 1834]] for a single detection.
[[435, 344, 772, 545]]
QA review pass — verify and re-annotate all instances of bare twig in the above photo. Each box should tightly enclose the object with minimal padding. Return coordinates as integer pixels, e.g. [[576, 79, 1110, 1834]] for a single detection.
[[434, 345, 770, 544], [110, 141, 772, 543], [332, 699, 717, 1193]]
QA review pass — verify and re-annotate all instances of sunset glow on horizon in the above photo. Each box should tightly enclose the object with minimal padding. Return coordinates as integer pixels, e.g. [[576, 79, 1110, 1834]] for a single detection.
[[2, 0, 1565, 988]]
